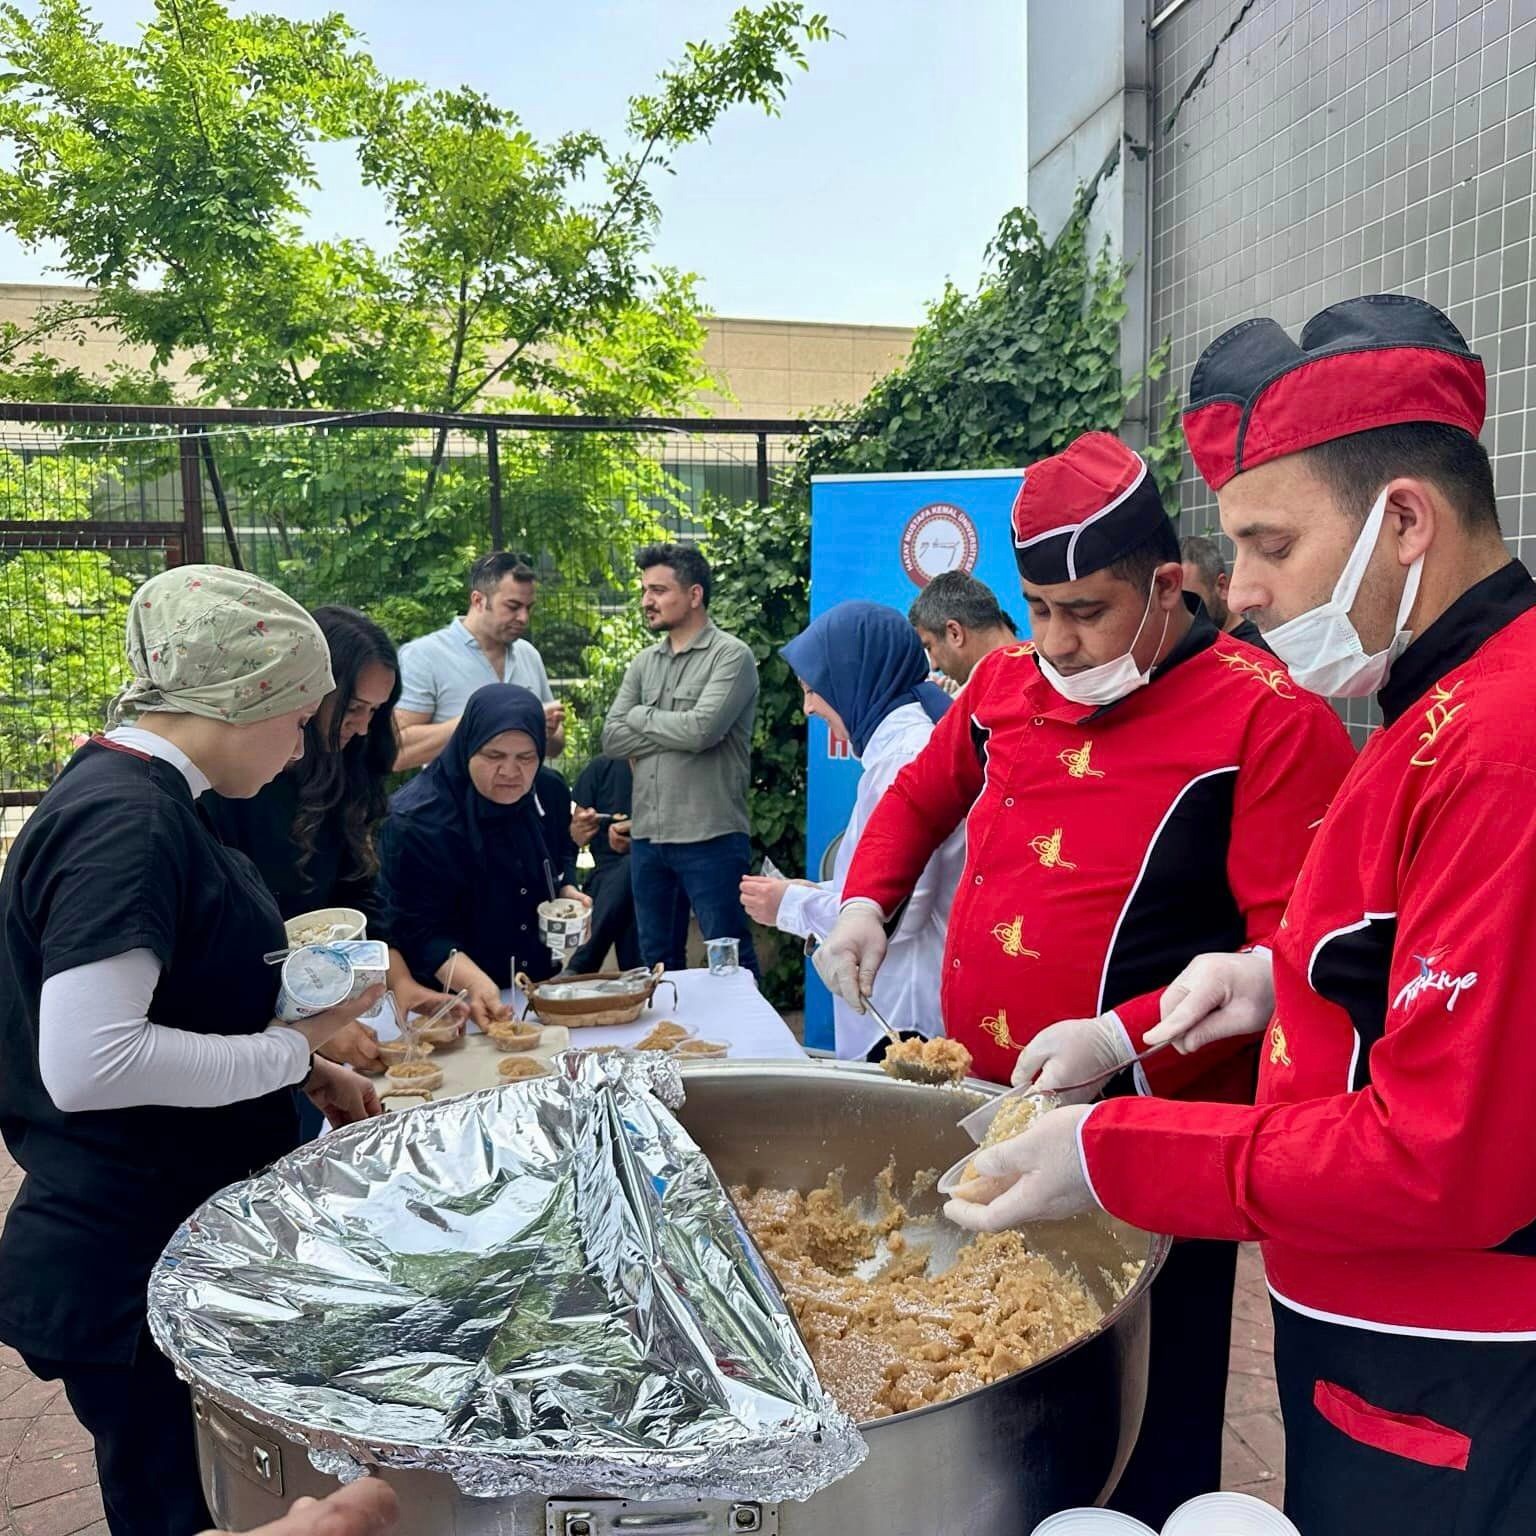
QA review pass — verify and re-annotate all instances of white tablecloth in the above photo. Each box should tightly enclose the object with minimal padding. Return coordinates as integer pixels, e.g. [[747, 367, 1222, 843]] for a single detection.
[[372, 967, 805, 1060], [503, 966, 805, 1058]]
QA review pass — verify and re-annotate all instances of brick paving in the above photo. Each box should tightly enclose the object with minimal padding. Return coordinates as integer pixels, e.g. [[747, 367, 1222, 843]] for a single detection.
[[0, 1142, 1282, 1532], [1223, 1242, 1285, 1508]]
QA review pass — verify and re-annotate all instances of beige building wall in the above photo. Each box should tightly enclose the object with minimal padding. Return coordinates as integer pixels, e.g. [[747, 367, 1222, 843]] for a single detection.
[[0, 283, 914, 418], [698, 316, 914, 419], [0, 283, 198, 390]]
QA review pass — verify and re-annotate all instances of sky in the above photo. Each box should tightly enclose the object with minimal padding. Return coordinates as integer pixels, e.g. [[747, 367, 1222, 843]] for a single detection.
[[0, 0, 1027, 328]]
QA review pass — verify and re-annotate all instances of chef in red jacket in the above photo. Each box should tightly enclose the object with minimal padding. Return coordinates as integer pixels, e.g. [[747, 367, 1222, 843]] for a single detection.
[[816, 429, 1355, 1525], [949, 295, 1536, 1535]]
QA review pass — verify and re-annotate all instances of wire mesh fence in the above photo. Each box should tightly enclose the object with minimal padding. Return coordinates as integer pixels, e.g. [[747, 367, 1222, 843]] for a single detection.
[[0, 403, 815, 805]]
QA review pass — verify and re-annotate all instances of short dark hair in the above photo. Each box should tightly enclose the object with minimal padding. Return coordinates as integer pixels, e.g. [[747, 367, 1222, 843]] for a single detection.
[[636, 542, 712, 607], [469, 551, 537, 597], [908, 570, 1015, 635], [1179, 534, 1227, 585], [1105, 515, 1181, 590], [1301, 422, 1500, 536]]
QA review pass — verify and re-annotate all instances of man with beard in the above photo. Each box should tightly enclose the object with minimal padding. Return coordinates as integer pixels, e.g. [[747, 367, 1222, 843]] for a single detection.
[[394, 552, 564, 769], [603, 543, 760, 974]]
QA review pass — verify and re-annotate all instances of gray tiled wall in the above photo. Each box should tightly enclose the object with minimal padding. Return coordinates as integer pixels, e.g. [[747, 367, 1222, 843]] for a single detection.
[[1151, 0, 1535, 733]]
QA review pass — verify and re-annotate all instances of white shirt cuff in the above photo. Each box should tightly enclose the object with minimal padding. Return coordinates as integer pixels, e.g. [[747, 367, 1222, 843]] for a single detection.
[[1075, 1102, 1108, 1212]]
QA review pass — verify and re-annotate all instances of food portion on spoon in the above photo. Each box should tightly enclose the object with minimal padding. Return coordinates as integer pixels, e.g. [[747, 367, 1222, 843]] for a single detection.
[[881, 1034, 973, 1087]]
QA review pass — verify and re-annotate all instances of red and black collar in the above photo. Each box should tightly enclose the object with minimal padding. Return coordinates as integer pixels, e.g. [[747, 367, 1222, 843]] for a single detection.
[[1378, 560, 1536, 725]]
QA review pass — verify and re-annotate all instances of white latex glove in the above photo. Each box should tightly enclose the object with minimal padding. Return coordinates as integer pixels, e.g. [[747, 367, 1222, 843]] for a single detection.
[[1011, 1013, 1133, 1105], [944, 1103, 1096, 1231], [812, 900, 888, 1012], [1144, 949, 1275, 1055]]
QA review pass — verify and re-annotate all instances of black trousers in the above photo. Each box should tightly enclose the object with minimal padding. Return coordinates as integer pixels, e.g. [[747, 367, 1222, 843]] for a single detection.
[[569, 858, 641, 974], [1106, 1237, 1237, 1526], [22, 1326, 211, 1536], [1274, 1298, 1536, 1535]]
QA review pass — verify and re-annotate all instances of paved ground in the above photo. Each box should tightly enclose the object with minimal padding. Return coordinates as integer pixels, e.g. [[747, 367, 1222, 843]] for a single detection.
[[0, 1142, 1282, 1533], [1223, 1242, 1285, 1508]]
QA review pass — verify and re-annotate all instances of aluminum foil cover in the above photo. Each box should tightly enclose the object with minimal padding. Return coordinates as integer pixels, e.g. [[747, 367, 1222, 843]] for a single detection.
[[147, 1053, 865, 1501]]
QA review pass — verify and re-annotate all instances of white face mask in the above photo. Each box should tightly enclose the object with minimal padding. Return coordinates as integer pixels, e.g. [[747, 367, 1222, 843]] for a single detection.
[[1036, 576, 1171, 708], [1262, 485, 1423, 699]]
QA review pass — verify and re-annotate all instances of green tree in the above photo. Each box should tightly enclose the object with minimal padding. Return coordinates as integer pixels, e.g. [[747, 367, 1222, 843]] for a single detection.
[[729, 190, 1184, 1008], [790, 197, 1182, 495], [0, 0, 830, 787], [0, 449, 137, 789], [0, 0, 829, 423]]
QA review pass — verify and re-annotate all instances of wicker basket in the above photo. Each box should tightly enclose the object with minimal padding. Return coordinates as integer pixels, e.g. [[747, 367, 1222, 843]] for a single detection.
[[517, 963, 677, 1028]]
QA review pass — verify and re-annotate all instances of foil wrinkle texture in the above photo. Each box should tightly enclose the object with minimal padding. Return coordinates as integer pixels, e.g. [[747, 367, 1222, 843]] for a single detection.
[[147, 1051, 864, 1501]]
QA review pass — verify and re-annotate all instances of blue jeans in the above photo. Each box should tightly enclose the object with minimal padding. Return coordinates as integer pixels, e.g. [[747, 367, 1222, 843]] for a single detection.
[[630, 832, 759, 976]]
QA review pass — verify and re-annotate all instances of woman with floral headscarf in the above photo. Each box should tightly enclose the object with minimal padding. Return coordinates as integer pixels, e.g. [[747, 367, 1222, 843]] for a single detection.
[[0, 567, 386, 1536]]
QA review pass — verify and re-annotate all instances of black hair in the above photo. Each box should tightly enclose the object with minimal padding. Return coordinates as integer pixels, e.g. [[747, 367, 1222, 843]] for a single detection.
[[1302, 423, 1500, 535], [636, 541, 713, 607], [1178, 534, 1228, 584], [907, 570, 1017, 636], [290, 606, 400, 883], [1105, 516, 1182, 589], [469, 551, 537, 597]]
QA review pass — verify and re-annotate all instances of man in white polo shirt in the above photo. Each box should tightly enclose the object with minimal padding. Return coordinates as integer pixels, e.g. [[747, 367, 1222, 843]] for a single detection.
[[394, 552, 565, 770]]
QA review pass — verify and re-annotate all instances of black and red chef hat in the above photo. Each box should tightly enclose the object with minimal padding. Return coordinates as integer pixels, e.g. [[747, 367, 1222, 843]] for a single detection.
[[1182, 294, 1486, 491], [1010, 432, 1168, 586]]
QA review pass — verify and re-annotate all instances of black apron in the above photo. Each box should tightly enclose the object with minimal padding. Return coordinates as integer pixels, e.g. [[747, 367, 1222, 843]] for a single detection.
[[0, 739, 297, 1365], [1274, 1301, 1536, 1535]]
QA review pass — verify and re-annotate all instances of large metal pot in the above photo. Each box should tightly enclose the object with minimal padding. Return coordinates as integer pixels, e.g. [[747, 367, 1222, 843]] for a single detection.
[[193, 1060, 1168, 1535]]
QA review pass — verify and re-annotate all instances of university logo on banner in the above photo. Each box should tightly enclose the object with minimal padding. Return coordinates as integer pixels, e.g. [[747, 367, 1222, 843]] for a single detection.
[[900, 502, 980, 587], [826, 735, 853, 760]]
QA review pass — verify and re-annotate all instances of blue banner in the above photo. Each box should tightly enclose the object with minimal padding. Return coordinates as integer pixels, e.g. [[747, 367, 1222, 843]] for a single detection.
[[801, 469, 1027, 1050]]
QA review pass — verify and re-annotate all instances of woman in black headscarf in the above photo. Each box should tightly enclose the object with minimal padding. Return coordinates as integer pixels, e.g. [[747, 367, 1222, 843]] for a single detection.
[[377, 684, 586, 1028]]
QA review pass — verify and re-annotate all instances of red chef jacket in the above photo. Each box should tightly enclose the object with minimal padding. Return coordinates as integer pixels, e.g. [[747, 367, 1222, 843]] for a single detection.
[[843, 604, 1357, 1093], [1081, 561, 1536, 1334]]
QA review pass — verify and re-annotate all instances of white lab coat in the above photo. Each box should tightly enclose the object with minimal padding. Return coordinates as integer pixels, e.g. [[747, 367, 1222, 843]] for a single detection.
[[776, 702, 967, 1059]]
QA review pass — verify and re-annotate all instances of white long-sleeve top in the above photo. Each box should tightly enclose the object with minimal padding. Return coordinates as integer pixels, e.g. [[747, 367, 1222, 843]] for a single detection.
[[36, 727, 311, 1112], [776, 702, 967, 1058]]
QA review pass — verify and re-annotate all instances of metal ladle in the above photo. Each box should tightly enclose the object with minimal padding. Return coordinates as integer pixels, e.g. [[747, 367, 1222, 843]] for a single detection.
[[802, 934, 957, 1086]]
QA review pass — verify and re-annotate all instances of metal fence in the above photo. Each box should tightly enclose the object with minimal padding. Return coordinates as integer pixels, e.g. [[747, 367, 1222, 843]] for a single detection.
[[0, 402, 816, 806]]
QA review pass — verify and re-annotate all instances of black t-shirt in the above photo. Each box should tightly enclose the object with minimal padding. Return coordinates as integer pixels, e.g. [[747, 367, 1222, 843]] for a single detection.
[[201, 771, 380, 930], [0, 740, 299, 1364], [572, 756, 633, 872]]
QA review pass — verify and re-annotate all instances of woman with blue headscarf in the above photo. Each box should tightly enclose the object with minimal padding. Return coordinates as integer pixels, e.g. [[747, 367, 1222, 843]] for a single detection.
[[377, 684, 584, 1029], [740, 601, 967, 1059]]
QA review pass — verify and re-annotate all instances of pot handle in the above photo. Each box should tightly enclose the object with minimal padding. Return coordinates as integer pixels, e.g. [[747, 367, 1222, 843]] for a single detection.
[[649, 978, 679, 1012], [642, 961, 672, 1011], [379, 1087, 434, 1108]]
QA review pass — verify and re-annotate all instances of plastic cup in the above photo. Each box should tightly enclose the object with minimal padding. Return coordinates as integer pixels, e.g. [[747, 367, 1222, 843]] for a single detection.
[[705, 936, 740, 975], [275, 940, 388, 1021], [538, 898, 590, 961]]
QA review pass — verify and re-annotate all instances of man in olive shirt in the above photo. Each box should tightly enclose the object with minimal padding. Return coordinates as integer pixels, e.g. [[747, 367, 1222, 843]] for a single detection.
[[602, 543, 760, 975]]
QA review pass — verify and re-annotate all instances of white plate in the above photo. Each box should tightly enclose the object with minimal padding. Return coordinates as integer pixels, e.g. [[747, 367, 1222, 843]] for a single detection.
[[1031, 1511, 1156, 1535], [1163, 1493, 1298, 1535]]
